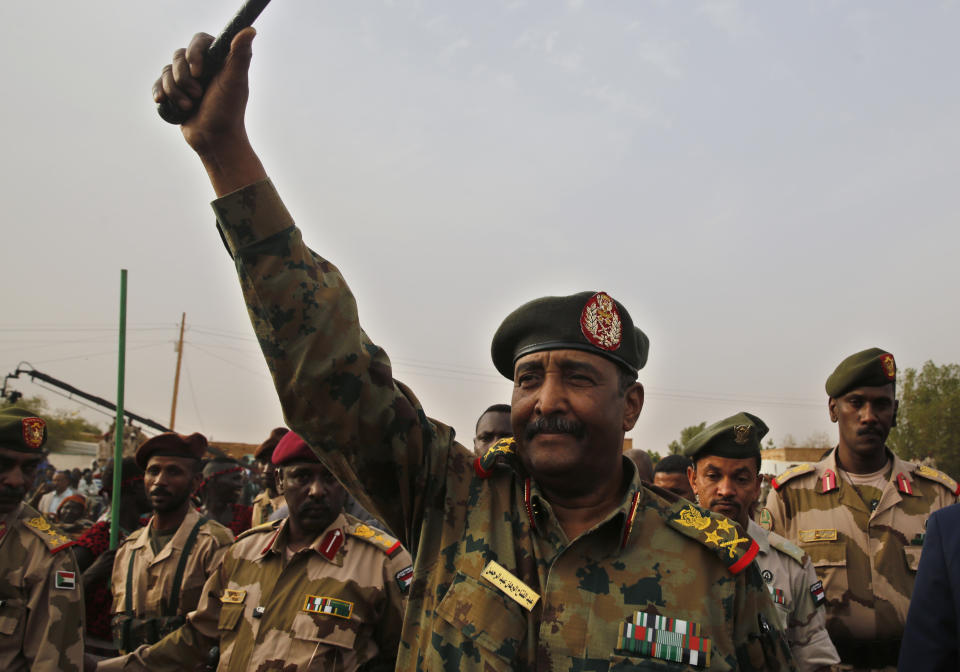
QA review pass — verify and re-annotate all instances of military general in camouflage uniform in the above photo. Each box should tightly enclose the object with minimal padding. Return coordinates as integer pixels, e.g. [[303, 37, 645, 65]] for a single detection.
[[98, 430, 412, 671], [154, 29, 796, 670], [0, 407, 84, 671], [763, 349, 958, 671], [109, 432, 234, 653], [685, 412, 839, 671]]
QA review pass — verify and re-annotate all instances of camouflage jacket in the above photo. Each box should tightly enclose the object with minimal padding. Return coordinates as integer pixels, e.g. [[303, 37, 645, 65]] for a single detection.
[[209, 178, 796, 671], [0, 502, 84, 672], [747, 520, 839, 672], [250, 490, 285, 526], [764, 448, 957, 668], [110, 505, 234, 649], [99, 512, 411, 671]]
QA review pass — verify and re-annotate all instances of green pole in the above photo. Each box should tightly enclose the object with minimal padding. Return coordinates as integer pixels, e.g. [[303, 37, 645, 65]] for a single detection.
[[110, 269, 128, 549]]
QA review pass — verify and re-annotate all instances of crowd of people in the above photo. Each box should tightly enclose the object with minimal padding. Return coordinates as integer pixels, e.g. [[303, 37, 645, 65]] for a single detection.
[[2, 24, 958, 672]]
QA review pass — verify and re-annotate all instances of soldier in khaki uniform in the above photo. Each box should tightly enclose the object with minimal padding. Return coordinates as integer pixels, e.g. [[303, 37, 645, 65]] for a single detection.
[[0, 408, 84, 672], [98, 430, 411, 671], [686, 412, 840, 672], [250, 427, 287, 525], [109, 432, 234, 653], [153, 30, 796, 670], [763, 348, 958, 670]]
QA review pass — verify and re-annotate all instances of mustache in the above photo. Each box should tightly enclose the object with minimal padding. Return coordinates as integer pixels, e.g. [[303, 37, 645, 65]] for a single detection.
[[149, 487, 172, 497], [524, 416, 586, 441], [710, 498, 740, 511], [857, 427, 884, 437]]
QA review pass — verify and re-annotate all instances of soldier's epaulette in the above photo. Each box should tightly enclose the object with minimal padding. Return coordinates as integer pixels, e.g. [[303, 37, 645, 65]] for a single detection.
[[771, 463, 815, 491], [768, 532, 806, 566], [474, 437, 516, 479], [236, 520, 281, 541], [666, 504, 759, 575], [347, 522, 403, 558], [913, 464, 960, 496], [22, 516, 75, 553]]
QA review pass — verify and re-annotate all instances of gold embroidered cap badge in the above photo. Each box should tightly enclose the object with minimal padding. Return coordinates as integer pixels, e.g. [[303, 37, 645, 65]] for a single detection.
[[580, 292, 623, 352], [21, 417, 45, 449], [880, 353, 896, 380]]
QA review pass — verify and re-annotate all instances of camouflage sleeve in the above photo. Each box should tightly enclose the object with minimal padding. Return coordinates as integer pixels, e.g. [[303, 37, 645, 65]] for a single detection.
[[765, 488, 788, 535], [786, 556, 839, 671], [23, 547, 84, 672], [212, 179, 455, 548], [732, 563, 799, 672]]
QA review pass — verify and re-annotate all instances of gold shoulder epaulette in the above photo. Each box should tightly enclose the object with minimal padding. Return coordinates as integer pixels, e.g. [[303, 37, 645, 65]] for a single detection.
[[236, 520, 281, 541], [347, 522, 403, 558], [666, 504, 759, 576], [913, 464, 960, 496], [474, 437, 516, 479], [22, 516, 75, 553], [771, 463, 815, 491], [767, 531, 805, 566]]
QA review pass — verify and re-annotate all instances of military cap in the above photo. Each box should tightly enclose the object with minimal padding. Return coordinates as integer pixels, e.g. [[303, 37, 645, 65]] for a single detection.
[[0, 407, 47, 453], [255, 427, 289, 460], [271, 431, 320, 465], [683, 412, 769, 460], [491, 291, 650, 379], [135, 431, 207, 468], [825, 347, 896, 397]]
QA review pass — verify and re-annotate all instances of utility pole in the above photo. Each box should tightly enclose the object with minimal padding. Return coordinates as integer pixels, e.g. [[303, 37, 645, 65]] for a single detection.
[[169, 312, 186, 430]]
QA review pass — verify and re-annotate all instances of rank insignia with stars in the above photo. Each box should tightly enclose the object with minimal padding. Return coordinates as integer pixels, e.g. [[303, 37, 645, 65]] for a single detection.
[[669, 505, 759, 575]]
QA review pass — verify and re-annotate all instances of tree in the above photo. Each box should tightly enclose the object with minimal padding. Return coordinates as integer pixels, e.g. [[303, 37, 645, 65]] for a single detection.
[[667, 422, 706, 455], [888, 361, 960, 480], [1, 395, 104, 453], [646, 450, 662, 466]]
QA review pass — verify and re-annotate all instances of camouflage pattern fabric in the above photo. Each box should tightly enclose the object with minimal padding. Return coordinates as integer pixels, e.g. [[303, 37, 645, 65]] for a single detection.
[[110, 505, 234, 651], [0, 502, 84, 671], [747, 520, 839, 671], [250, 490, 284, 527], [207, 179, 796, 671], [764, 448, 957, 671], [98, 513, 411, 671]]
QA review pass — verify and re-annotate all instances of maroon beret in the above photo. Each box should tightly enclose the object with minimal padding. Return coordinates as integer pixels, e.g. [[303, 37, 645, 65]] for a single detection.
[[271, 431, 319, 466], [255, 427, 289, 461], [136, 432, 208, 469]]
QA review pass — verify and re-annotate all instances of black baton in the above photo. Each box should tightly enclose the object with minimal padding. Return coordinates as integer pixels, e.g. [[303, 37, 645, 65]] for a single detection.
[[157, 0, 272, 124]]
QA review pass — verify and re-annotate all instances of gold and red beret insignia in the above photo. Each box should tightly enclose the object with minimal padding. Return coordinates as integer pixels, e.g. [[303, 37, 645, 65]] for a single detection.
[[580, 292, 623, 351], [22, 417, 46, 449], [0, 408, 48, 453]]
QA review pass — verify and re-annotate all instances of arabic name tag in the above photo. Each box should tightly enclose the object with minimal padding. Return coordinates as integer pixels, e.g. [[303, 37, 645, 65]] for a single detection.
[[221, 589, 246, 604], [480, 560, 540, 611], [798, 529, 838, 543]]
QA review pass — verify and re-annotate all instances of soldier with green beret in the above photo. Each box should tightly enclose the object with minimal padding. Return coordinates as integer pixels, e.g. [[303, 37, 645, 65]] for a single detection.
[[763, 348, 958, 671], [0, 407, 85, 671], [153, 32, 796, 670], [685, 413, 840, 671]]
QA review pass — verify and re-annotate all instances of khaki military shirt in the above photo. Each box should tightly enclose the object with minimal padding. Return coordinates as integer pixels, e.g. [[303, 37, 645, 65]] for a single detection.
[[100, 513, 412, 671], [210, 179, 797, 671], [749, 520, 839, 671], [0, 502, 84, 672], [110, 506, 233, 633], [764, 449, 957, 670], [250, 490, 284, 526]]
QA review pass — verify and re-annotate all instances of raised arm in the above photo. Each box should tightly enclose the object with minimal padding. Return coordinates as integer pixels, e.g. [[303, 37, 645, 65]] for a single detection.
[[152, 29, 265, 196]]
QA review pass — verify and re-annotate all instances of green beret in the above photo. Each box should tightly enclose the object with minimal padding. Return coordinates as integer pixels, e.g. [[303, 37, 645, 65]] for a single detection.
[[825, 348, 896, 397], [683, 412, 768, 460], [0, 407, 48, 453], [491, 291, 649, 379], [135, 431, 208, 469]]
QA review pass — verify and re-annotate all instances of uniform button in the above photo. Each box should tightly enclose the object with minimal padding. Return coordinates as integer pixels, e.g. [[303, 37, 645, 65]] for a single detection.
[[253, 606, 265, 618]]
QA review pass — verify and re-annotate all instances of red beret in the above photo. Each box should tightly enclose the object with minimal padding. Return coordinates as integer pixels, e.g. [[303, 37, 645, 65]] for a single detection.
[[271, 431, 319, 466], [255, 427, 289, 460], [136, 432, 208, 469]]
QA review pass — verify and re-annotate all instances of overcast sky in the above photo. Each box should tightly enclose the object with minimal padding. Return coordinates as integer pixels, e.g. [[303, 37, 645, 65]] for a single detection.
[[2, 1, 958, 455]]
